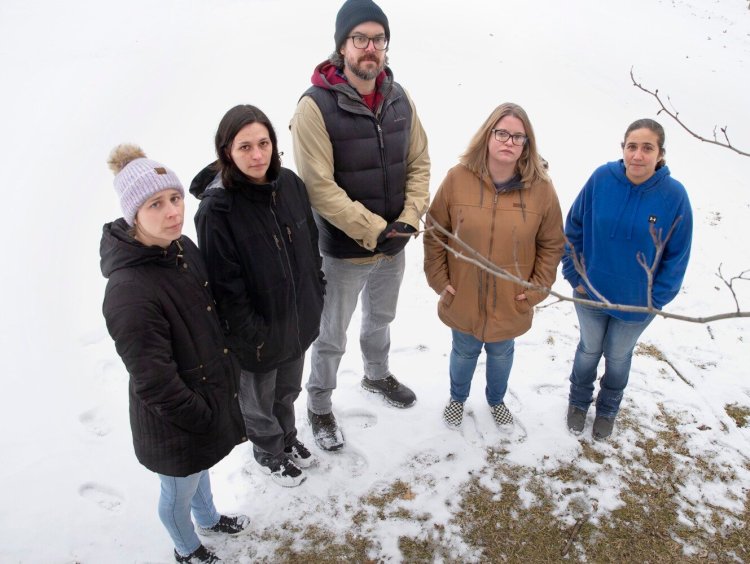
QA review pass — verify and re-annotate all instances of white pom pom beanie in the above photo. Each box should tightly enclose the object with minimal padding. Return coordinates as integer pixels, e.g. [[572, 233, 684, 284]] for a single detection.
[[113, 157, 184, 226]]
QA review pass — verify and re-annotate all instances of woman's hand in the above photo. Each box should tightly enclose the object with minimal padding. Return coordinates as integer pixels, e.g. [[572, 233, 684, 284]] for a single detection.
[[441, 284, 456, 298], [575, 284, 586, 294]]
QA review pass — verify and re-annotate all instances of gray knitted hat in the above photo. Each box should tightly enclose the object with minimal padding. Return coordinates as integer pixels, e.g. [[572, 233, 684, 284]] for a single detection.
[[107, 144, 184, 226], [334, 0, 390, 51]]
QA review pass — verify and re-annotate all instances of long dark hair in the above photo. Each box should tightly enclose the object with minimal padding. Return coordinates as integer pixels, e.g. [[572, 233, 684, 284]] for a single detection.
[[214, 104, 281, 189]]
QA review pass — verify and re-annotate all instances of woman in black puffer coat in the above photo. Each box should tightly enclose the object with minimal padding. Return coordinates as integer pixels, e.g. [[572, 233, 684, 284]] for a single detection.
[[101, 144, 248, 564], [191, 105, 325, 488]]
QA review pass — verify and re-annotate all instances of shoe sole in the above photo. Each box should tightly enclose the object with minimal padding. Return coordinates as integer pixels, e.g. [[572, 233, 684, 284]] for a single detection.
[[360, 383, 416, 408], [198, 526, 249, 537], [315, 440, 344, 452], [309, 424, 345, 452], [287, 454, 317, 469], [443, 419, 462, 430], [257, 464, 307, 487]]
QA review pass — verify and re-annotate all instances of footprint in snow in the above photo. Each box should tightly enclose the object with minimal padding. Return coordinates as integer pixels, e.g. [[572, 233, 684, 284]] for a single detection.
[[390, 343, 429, 354], [79, 482, 124, 512], [338, 407, 378, 429], [79, 326, 109, 346], [78, 407, 112, 437], [97, 358, 127, 383], [533, 383, 566, 396], [316, 444, 369, 477], [460, 406, 488, 447]]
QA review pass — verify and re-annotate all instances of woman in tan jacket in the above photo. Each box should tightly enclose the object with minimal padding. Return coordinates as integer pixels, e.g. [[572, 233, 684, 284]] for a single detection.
[[424, 103, 564, 429]]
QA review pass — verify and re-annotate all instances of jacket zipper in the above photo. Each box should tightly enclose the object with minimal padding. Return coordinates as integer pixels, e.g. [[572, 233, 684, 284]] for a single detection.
[[375, 122, 389, 217], [480, 189, 500, 341], [269, 191, 303, 354]]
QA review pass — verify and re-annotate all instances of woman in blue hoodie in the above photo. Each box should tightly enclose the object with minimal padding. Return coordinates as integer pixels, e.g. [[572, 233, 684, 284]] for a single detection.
[[562, 119, 692, 440]]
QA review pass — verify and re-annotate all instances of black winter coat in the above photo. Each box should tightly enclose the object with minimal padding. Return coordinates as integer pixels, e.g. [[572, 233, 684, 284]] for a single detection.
[[100, 219, 246, 477], [191, 165, 325, 372]]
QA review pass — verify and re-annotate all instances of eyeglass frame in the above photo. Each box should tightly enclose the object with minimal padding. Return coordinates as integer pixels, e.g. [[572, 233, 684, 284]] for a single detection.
[[347, 34, 389, 51], [491, 128, 528, 146]]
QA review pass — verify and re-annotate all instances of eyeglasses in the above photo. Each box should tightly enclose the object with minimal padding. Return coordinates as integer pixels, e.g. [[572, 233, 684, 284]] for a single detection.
[[348, 34, 388, 50], [492, 129, 527, 146]]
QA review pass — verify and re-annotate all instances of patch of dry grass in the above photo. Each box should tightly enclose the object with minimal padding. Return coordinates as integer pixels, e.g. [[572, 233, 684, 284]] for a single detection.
[[726, 403, 750, 428], [250, 402, 749, 562]]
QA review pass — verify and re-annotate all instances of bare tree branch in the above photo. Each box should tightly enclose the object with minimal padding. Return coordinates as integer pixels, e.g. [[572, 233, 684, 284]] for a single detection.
[[635, 218, 682, 309], [715, 264, 750, 313], [423, 216, 750, 324], [630, 67, 749, 157]]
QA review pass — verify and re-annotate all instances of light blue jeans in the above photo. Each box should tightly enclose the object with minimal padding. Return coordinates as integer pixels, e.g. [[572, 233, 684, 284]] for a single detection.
[[449, 329, 515, 405], [307, 251, 405, 414], [569, 293, 654, 418], [157, 470, 220, 557]]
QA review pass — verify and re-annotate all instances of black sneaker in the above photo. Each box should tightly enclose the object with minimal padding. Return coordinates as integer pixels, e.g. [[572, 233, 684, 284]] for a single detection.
[[257, 454, 305, 487], [174, 545, 220, 563], [308, 409, 345, 451], [567, 405, 587, 434], [361, 375, 416, 408], [489, 403, 514, 426], [284, 439, 317, 468], [593, 415, 615, 440], [443, 399, 464, 428], [200, 514, 250, 535]]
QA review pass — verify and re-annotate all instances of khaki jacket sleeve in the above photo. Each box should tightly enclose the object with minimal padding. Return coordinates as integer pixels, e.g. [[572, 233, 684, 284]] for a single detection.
[[290, 96, 386, 251], [526, 182, 565, 307], [423, 172, 452, 295], [397, 89, 430, 230]]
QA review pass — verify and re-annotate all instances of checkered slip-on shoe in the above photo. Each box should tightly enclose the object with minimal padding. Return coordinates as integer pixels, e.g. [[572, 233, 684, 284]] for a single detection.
[[443, 399, 464, 428], [490, 403, 514, 426]]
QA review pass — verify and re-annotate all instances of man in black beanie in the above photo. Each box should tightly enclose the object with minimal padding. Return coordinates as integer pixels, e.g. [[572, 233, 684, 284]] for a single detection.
[[291, 0, 430, 452]]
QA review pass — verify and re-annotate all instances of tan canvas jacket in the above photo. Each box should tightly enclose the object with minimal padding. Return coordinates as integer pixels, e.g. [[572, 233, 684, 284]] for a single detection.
[[424, 164, 564, 342]]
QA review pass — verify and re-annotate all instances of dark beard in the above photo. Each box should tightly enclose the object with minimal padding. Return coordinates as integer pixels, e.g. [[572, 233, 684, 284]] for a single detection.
[[346, 55, 383, 81]]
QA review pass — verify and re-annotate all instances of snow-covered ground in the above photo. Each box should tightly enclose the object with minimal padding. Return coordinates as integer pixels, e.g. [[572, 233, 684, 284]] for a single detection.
[[1, 0, 748, 561]]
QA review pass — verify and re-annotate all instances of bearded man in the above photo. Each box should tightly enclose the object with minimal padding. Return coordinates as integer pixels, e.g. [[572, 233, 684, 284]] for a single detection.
[[290, 0, 430, 451]]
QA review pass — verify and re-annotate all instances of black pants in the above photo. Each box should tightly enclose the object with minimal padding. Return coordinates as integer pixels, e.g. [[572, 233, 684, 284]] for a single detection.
[[238, 354, 303, 461]]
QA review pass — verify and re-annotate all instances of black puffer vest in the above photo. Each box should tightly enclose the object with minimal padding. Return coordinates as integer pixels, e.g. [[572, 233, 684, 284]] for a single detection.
[[304, 78, 413, 258]]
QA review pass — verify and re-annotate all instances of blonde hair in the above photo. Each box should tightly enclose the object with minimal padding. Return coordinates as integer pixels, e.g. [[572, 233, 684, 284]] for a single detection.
[[460, 102, 549, 186]]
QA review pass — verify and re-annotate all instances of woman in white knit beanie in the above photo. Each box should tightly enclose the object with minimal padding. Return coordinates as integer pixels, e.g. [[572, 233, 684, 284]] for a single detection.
[[100, 144, 249, 564]]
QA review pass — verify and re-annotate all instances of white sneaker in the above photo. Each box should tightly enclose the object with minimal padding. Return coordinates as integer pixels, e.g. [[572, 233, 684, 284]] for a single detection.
[[257, 455, 306, 487], [284, 439, 317, 469]]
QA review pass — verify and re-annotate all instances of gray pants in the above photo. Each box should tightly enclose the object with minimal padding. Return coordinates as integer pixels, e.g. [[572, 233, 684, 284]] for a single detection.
[[238, 355, 303, 461], [307, 251, 406, 415]]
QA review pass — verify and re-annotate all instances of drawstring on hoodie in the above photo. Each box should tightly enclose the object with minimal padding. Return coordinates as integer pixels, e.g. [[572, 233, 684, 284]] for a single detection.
[[609, 187, 643, 240]]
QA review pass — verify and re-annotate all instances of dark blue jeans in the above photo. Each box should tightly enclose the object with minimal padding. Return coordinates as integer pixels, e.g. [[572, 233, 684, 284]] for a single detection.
[[569, 293, 654, 418], [449, 329, 514, 406]]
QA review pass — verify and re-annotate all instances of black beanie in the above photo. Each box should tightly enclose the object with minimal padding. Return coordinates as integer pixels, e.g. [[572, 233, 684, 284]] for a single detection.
[[334, 0, 390, 51]]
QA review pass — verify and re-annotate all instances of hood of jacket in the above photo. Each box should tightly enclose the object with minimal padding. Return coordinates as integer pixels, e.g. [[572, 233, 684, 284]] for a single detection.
[[604, 160, 672, 240], [606, 159, 670, 192], [189, 162, 223, 200], [310, 60, 392, 108], [100, 218, 184, 278], [190, 162, 280, 204]]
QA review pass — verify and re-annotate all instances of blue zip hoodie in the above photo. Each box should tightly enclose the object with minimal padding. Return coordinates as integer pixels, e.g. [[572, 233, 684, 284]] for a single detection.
[[562, 160, 692, 321]]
